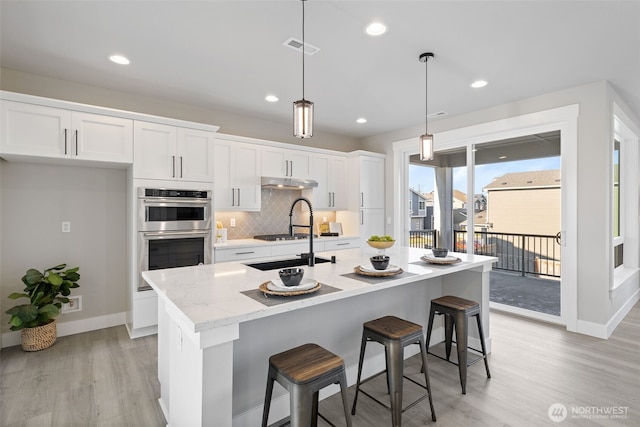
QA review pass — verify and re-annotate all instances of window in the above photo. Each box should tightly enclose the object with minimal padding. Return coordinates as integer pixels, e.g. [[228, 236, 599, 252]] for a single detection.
[[419, 201, 426, 210], [613, 139, 623, 269]]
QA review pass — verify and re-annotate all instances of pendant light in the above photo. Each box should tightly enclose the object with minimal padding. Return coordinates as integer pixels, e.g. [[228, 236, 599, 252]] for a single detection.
[[419, 52, 435, 160], [293, 0, 314, 138]]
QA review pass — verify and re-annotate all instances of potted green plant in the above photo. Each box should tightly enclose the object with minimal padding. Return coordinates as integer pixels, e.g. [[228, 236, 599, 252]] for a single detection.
[[5, 263, 80, 351]]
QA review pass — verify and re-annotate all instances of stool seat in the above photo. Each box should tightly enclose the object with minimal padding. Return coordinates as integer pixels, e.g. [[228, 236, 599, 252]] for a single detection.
[[364, 315, 424, 339], [270, 343, 345, 384], [352, 316, 436, 426], [262, 343, 352, 427], [426, 295, 491, 395]]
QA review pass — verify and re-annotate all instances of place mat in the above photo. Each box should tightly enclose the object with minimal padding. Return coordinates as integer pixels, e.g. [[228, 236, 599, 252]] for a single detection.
[[241, 283, 342, 307], [341, 270, 416, 284]]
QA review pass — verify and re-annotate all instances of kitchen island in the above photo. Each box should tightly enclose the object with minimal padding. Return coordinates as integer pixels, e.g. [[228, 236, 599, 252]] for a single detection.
[[143, 246, 496, 427]]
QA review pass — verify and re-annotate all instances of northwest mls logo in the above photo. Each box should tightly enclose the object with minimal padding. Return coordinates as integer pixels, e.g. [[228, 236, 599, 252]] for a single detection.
[[548, 403, 568, 422]]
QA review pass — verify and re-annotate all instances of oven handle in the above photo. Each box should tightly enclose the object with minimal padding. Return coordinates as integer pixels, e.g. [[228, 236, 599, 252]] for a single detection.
[[142, 230, 211, 239], [141, 199, 210, 206]]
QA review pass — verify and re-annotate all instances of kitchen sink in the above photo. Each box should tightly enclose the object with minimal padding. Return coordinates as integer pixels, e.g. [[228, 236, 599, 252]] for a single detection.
[[245, 256, 331, 271]]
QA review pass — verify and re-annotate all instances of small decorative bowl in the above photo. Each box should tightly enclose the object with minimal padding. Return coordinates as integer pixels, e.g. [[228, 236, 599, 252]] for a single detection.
[[279, 268, 305, 287], [370, 255, 390, 270], [367, 240, 395, 250], [432, 248, 449, 258]]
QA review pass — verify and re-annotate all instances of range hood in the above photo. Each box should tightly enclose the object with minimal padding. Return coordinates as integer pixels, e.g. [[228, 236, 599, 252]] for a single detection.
[[261, 176, 318, 189]]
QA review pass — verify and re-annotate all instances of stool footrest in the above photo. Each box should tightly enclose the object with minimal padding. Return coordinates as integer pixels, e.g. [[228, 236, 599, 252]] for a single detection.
[[427, 350, 488, 368]]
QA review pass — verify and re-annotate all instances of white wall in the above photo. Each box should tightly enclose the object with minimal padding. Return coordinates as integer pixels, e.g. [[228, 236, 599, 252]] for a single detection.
[[0, 161, 127, 334], [362, 80, 640, 335], [0, 68, 361, 153]]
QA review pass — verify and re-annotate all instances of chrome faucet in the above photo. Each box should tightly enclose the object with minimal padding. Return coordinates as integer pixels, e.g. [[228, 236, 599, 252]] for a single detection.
[[289, 197, 314, 266]]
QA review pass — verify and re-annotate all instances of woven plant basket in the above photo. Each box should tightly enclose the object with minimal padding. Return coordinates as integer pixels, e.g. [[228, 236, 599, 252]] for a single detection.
[[21, 319, 57, 352]]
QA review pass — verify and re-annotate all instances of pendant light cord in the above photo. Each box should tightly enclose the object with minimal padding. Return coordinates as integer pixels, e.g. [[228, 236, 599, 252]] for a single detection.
[[425, 55, 428, 134]]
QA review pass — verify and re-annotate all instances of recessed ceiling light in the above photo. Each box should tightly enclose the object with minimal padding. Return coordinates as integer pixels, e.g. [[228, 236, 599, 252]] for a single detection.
[[498, 155, 507, 160], [356, 118, 367, 124], [471, 80, 488, 88], [265, 95, 279, 102], [109, 54, 130, 65], [364, 22, 387, 36]]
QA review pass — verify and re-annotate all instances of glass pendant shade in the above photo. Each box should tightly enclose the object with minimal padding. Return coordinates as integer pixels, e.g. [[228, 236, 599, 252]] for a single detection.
[[420, 132, 434, 161], [293, 98, 314, 138]]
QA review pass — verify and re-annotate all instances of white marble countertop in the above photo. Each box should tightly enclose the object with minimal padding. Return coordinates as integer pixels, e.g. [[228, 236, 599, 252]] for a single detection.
[[143, 246, 497, 334]]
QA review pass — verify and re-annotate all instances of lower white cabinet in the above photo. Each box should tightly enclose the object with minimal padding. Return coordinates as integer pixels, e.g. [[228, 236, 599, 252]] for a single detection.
[[214, 245, 271, 263], [324, 237, 359, 251]]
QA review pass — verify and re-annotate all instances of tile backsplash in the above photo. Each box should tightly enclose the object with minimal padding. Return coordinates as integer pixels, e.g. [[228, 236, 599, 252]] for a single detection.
[[215, 189, 336, 239]]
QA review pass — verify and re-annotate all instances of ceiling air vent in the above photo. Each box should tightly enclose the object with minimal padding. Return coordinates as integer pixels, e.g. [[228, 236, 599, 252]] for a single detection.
[[283, 37, 320, 56], [428, 111, 448, 118]]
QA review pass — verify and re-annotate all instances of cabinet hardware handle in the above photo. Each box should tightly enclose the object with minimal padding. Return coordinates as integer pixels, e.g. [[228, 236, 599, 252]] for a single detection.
[[75, 130, 78, 156], [285, 160, 289, 177], [237, 188, 240, 206], [235, 251, 255, 255], [328, 192, 332, 206], [64, 129, 68, 155], [180, 156, 183, 178], [172, 155, 176, 178], [337, 243, 349, 246], [361, 210, 364, 225], [232, 188, 235, 206], [289, 160, 293, 177], [361, 192, 364, 207], [332, 192, 335, 207]]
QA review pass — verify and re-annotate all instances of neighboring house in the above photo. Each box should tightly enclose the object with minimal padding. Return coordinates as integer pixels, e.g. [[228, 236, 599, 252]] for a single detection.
[[409, 188, 433, 230], [483, 169, 561, 236]]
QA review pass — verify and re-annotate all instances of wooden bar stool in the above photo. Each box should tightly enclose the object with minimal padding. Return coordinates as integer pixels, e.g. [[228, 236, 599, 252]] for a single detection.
[[426, 295, 491, 394], [351, 316, 436, 426], [261, 343, 352, 427]]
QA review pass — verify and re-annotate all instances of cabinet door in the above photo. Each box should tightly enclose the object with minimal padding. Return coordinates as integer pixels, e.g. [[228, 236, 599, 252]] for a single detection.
[[73, 112, 133, 163], [1, 101, 70, 158], [360, 156, 385, 209], [177, 128, 215, 182], [329, 156, 348, 210], [133, 121, 177, 180], [310, 154, 331, 209], [214, 140, 235, 210], [261, 146, 288, 177], [235, 143, 261, 211], [289, 150, 311, 179], [360, 208, 385, 245]]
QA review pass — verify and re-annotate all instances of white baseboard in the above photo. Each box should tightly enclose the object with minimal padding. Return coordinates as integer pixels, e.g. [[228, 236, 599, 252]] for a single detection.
[[606, 288, 640, 338], [1, 312, 126, 348]]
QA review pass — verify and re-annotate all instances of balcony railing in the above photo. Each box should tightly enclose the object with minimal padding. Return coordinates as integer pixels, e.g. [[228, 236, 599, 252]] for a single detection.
[[453, 230, 561, 278], [409, 229, 437, 249]]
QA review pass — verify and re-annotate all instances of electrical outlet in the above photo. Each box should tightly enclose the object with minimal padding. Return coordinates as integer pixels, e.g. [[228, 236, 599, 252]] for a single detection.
[[230, 218, 236, 227], [62, 221, 71, 233], [62, 295, 82, 313]]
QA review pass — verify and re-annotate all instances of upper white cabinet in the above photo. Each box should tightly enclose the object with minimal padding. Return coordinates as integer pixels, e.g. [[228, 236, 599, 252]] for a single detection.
[[214, 138, 261, 211], [133, 122, 215, 182], [261, 146, 311, 179], [1, 101, 133, 164], [359, 154, 385, 209], [307, 154, 347, 210]]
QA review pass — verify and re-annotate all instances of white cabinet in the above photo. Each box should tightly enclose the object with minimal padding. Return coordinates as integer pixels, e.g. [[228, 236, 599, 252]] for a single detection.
[[307, 154, 347, 210], [214, 245, 271, 263], [360, 209, 386, 244], [324, 237, 360, 251], [214, 138, 261, 211], [133, 122, 215, 182], [1, 101, 133, 164], [359, 155, 385, 209], [261, 146, 312, 179]]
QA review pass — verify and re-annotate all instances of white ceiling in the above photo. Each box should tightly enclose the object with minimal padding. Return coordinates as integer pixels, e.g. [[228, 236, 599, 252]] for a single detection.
[[1, 0, 639, 139]]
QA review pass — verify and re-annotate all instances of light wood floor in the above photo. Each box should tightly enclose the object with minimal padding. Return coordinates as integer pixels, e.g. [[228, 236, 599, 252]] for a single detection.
[[1, 302, 638, 426]]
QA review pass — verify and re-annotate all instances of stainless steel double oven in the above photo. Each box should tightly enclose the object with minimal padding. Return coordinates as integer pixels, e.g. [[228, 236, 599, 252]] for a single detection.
[[137, 188, 212, 290]]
